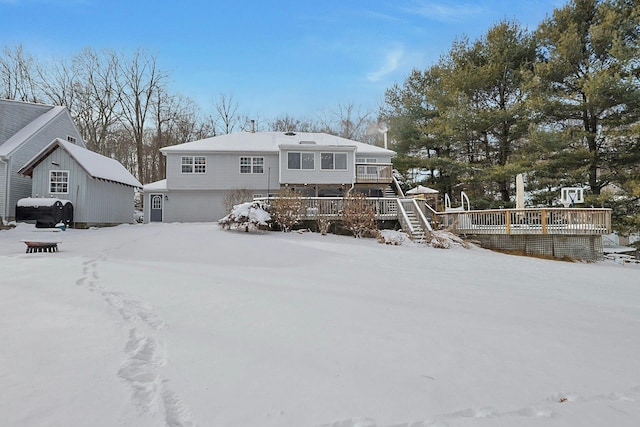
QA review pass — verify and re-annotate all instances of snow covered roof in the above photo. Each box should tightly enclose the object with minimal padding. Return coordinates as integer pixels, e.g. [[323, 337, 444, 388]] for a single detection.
[[18, 138, 142, 188], [0, 105, 68, 157], [161, 131, 395, 156], [143, 179, 167, 192], [406, 185, 439, 195]]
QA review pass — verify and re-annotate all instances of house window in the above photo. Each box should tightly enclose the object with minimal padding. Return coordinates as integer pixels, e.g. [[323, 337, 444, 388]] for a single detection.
[[67, 135, 77, 144], [182, 156, 206, 174], [240, 156, 264, 174], [50, 170, 69, 194], [356, 158, 377, 163], [287, 152, 314, 170], [321, 152, 347, 170]]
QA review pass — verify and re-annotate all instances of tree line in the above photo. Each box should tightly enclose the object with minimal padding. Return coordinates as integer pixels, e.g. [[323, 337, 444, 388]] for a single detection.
[[1, 46, 383, 184], [381, 0, 640, 234]]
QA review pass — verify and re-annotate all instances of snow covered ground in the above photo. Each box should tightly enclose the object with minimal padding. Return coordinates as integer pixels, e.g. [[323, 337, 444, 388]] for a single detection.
[[1, 222, 639, 427]]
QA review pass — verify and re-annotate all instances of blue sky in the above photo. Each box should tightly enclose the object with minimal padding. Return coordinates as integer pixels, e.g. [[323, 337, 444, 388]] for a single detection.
[[1, 0, 566, 119]]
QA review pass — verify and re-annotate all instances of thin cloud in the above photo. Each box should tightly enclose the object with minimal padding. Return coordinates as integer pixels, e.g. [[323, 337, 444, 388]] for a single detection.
[[403, 1, 485, 22], [366, 47, 404, 82]]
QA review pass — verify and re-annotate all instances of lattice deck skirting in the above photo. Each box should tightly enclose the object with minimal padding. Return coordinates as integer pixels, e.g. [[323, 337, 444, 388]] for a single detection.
[[470, 234, 604, 261]]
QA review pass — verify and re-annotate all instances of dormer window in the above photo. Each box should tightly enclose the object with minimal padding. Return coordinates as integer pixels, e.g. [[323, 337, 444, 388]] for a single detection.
[[67, 135, 77, 144]]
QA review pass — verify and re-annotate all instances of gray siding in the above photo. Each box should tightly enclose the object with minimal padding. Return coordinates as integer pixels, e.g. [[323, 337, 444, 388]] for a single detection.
[[30, 147, 134, 226], [0, 101, 51, 144], [162, 190, 228, 222], [81, 178, 135, 225], [279, 146, 355, 185], [165, 152, 279, 192], [4, 111, 84, 219]]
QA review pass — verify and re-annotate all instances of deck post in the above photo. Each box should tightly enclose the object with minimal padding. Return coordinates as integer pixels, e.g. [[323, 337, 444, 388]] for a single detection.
[[541, 209, 548, 235], [505, 210, 511, 235]]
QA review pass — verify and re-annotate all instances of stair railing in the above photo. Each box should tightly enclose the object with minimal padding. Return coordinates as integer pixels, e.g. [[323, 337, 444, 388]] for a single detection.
[[391, 175, 405, 198], [396, 199, 415, 236], [409, 198, 433, 234]]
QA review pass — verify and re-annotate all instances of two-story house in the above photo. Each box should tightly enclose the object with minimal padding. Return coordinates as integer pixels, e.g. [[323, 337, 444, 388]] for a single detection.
[[143, 131, 396, 223], [0, 99, 84, 221]]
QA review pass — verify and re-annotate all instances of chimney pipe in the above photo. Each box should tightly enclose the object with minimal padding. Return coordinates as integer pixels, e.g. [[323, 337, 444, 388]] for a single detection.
[[250, 119, 255, 133]]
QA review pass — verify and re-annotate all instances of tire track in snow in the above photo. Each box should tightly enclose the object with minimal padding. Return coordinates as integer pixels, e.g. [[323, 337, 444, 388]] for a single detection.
[[76, 255, 195, 426]]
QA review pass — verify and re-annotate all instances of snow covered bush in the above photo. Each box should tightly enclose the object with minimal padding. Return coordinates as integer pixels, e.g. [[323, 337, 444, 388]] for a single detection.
[[270, 188, 306, 232], [218, 200, 271, 232], [377, 230, 413, 245], [224, 188, 254, 213], [428, 230, 470, 249]]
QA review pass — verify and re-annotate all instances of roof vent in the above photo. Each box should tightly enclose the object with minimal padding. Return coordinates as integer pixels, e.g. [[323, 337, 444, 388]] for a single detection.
[[284, 132, 296, 136], [299, 140, 316, 145]]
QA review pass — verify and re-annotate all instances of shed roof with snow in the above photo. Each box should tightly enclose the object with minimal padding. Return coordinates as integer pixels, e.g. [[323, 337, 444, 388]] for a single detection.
[[18, 138, 142, 188]]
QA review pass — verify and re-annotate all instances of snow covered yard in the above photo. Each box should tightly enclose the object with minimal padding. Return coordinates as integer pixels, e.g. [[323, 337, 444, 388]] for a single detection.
[[1, 223, 639, 427]]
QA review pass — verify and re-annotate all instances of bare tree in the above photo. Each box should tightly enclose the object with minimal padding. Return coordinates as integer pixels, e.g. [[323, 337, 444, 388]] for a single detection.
[[73, 48, 123, 156], [212, 93, 239, 135], [117, 48, 167, 182], [0, 44, 39, 102], [269, 114, 318, 133], [319, 102, 374, 141]]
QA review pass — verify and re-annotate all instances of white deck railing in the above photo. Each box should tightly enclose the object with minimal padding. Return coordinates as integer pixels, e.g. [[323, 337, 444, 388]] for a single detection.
[[355, 163, 393, 183], [437, 208, 612, 235], [258, 197, 612, 236]]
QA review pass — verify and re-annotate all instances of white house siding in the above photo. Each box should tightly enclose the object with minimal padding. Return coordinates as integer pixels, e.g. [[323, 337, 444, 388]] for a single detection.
[[165, 152, 279, 191], [3, 112, 83, 219], [162, 190, 229, 222], [279, 146, 356, 185]]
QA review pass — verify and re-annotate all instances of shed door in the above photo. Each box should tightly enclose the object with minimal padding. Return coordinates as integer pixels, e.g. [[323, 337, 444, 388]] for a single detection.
[[150, 194, 163, 222]]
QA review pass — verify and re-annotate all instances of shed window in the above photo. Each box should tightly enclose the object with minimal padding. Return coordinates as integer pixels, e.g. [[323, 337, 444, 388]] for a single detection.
[[50, 170, 69, 194], [288, 152, 314, 170], [240, 156, 264, 174], [182, 156, 206, 174], [321, 152, 347, 170]]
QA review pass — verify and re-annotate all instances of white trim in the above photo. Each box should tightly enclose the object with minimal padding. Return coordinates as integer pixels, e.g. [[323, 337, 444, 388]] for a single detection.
[[239, 156, 265, 174], [181, 156, 207, 174]]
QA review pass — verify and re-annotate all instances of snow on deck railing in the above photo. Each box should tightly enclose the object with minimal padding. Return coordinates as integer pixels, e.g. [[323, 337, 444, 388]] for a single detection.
[[437, 208, 612, 235]]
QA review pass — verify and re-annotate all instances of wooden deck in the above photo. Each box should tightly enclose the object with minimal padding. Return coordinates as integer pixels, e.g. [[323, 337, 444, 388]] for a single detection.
[[434, 208, 612, 235], [267, 197, 612, 237]]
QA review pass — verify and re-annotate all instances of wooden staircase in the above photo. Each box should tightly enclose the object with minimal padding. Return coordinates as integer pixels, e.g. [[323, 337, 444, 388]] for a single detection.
[[383, 185, 396, 198], [405, 208, 428, 243]]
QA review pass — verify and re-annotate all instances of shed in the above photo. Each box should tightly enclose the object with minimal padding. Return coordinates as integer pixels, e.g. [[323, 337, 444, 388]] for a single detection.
[[16, 197, 73, 227], [18, 138, 142, 228]]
